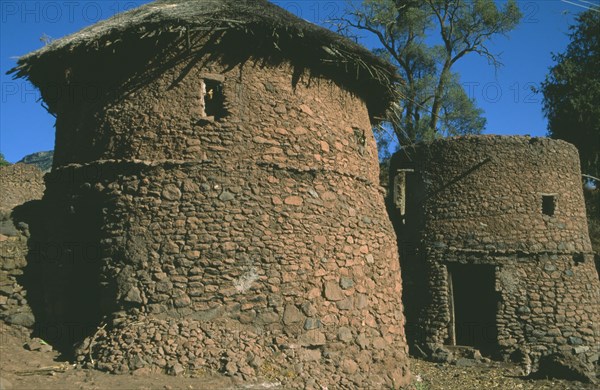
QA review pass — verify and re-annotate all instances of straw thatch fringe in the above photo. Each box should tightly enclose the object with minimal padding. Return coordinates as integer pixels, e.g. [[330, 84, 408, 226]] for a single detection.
[[8, 0, 402, 121]]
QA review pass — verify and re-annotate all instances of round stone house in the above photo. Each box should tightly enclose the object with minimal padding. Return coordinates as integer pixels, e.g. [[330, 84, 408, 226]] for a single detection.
[[10, 0, 410, 387], [389, 136, 599, 371]]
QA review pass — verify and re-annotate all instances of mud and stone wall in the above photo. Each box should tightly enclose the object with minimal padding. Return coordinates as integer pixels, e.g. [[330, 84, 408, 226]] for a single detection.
[[389, 136, 600, 370], [0, 164, 44, 215], [0, 229, 35, 329], [0, 164, 45, 329], [32, 54, 410, 388]]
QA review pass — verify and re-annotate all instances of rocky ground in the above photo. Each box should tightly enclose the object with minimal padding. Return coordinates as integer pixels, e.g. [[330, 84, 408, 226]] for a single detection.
[[0, 323, 596, 390], [409, 356, 596, 390], [0, 324, 237, 390]]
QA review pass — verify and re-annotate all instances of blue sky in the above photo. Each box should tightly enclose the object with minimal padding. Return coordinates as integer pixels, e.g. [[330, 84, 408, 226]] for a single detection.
[[0, 0, 597, 162]]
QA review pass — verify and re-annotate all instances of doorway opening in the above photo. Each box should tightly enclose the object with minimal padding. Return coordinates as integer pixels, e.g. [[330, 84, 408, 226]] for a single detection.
[[447, 264, 498, 355]]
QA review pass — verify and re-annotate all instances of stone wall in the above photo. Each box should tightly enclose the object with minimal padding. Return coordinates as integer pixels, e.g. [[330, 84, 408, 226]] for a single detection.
[[30, 54, 411, 388], [389, 136, 599, 370], [51, 56, 380, 185], [0, 231, 35, 329], [0, 164, 44, 215], [0, 164, 45, 329]]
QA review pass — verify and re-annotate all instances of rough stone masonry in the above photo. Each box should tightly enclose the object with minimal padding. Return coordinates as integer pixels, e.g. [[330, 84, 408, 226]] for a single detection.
[[0, 164, 45, 328], [389, 136, 599, 376], [8, 0, 411, 388]]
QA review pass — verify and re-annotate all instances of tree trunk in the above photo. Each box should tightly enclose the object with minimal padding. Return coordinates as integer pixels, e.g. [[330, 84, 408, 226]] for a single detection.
[[395, 73, 418, 143], [429, 61, 451, 133]]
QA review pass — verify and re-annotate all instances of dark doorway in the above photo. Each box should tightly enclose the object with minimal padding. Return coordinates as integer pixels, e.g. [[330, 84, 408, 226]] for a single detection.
[[447, 264, 498, 355]]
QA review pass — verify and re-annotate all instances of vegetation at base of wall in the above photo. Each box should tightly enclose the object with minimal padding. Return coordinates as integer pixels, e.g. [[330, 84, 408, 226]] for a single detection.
[[413, 382, 429, 390]]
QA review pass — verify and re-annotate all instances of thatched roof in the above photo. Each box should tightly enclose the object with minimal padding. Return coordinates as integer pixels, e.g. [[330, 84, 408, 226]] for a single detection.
[[8, 0, 400, 120]]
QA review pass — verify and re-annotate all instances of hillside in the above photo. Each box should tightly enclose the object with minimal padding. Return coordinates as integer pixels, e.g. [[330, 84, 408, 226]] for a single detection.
[[17, 151, 53, 172]]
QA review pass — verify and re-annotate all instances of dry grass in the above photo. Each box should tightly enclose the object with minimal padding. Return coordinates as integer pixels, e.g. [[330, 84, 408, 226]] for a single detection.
[[407, 357, 596, 390]]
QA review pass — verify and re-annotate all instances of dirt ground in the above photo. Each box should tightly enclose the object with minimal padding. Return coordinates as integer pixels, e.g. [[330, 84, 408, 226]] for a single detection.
[[0, 323, 595, 390]]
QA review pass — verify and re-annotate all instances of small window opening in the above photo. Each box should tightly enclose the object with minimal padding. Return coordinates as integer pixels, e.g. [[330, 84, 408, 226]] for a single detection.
[[542, 195, 556, 216], [203, 79, 224, 119]]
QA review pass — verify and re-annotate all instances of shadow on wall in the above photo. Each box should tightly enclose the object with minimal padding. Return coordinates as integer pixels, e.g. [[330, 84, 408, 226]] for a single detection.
[[5, 35, 321, 358], [37, 27, 390, 168], [583, 188, 600, 277], [384, 156, 430, 357], [6, 24, 388, 354], [12, 195, 110, 358], [4, 35, 254, 357]]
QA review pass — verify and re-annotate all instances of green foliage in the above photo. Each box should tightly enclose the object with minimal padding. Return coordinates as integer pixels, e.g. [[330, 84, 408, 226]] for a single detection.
[[539, 10, 600, 179], [414, 381, 430, 390], [337, 0, 522, 151], [539, 10, 600, 258], [0, 153, 10, 167], [440, 76, 487, 137]]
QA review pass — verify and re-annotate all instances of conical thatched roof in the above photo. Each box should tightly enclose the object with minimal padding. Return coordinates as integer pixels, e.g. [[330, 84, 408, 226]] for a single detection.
[[8, 0, 400, 120]]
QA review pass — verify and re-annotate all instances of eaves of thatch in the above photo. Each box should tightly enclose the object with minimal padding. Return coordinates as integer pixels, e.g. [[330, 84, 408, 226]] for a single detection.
[[8, 0, 401, 121]]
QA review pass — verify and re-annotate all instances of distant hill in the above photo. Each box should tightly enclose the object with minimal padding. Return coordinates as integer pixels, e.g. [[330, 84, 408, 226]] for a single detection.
[[17, 151, 53, 172]]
